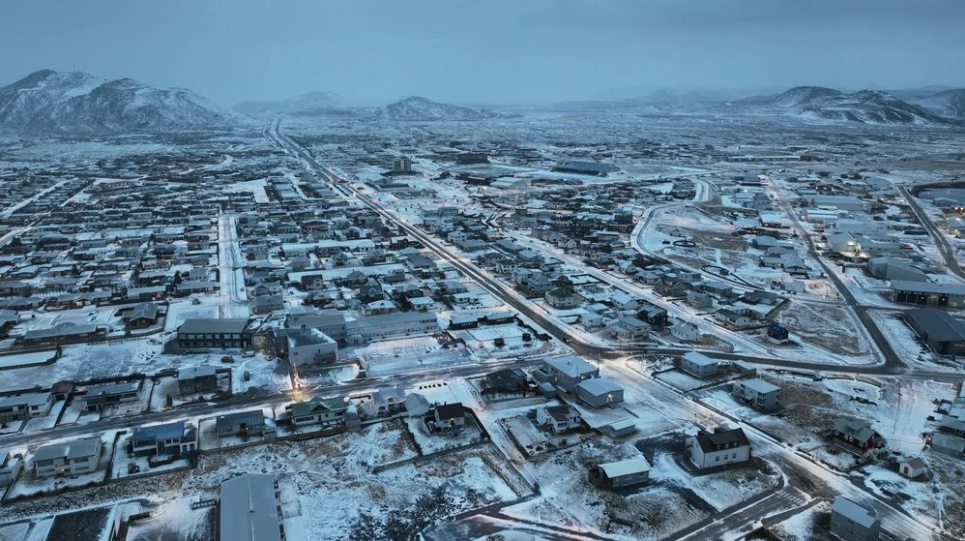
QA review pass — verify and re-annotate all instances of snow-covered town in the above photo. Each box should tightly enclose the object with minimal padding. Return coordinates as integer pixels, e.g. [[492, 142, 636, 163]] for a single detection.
[[2, 3, 965, 541]]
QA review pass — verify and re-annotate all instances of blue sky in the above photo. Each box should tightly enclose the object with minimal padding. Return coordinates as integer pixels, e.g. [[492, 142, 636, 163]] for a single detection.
[[2, 0, 963, 106]]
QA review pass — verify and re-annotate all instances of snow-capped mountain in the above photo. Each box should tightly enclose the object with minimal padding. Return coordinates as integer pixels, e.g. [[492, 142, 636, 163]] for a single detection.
[[0, 69, 236, 135], [234, 91, 345, 116], [735, 86, 952, 125], [908, 89, 965, 119], [382, 96, 498, 121]]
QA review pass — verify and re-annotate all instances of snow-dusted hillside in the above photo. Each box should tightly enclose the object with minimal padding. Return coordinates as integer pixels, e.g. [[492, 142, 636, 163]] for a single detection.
[[382, 96, 498, 121], [909, 89, 965, 119], [736, 86, 954, 125], [234, 91, 345, 116], [0, 69, 236, 135]]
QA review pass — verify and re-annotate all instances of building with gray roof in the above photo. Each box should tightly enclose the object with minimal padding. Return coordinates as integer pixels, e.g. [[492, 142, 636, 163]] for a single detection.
[[177, 318, 253, 349], [220, 474, 284, 541], [902, 307, 965, 356], [830, 497, 880, 541], [33, 437, 102, 478]]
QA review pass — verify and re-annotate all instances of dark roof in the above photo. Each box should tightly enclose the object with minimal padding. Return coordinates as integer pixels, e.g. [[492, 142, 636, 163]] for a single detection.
[[435, 402, 464, 420], [694, 428, 749, 453], [555, 160, 619, 174], [216, 409, 265, 428], [903, 308, 965, 343], [892, 280, 965, 296], [484, 368, 528, 392], [178, 318, 251, 335], [131, 421, 186, 442]]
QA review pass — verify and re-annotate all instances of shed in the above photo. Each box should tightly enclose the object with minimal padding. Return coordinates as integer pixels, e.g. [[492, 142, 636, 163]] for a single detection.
[[588, 457, 651, 489]]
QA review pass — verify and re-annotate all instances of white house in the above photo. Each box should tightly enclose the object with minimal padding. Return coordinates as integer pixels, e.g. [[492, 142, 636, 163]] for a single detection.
[[536, 404, 582, 434], [687, 428, 751, 470]]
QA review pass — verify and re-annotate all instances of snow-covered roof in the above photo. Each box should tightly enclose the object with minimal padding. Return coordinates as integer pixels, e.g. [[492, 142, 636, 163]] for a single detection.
[[220, 474, 282, 541], [831, 497, 878, 528], [577, 377, 622, 396], [598, 457, 650, 479]]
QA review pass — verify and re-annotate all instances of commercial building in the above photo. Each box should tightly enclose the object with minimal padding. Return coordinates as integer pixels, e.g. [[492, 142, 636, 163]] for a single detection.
[[902, 308, 965, 356], [220, 474, 285, 541], [892, 281, 965, 309]]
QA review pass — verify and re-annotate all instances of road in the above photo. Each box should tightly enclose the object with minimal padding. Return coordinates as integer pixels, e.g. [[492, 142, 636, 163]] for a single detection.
[[769, 180, 904, 372], [899, 186, 964, 280], [265, 120, 954, 540], [217, 212, 247, 317], [0, 355, 547, 451]]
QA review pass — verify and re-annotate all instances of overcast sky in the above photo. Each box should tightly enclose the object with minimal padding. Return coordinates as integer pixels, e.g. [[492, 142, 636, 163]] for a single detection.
[[2, 0, 964, 107]]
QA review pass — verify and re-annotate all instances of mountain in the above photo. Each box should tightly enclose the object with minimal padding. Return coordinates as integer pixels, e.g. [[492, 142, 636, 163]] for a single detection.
[[0, 69, 235, 135], [382, 96, 498, 121], [736, 86, 953, 125], [907, 89, 965, 119], [234, 91, 345, 116]]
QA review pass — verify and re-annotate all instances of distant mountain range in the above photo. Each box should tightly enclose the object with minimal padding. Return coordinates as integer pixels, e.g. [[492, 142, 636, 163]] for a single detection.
[[554, 85, 965, 126], [234, 91, 345, 116], [2, 69, 962, 135], [0, 70, 237, 135], [380, 96, 499, 121], [733, 86, 953, 125], [908, 89, 965, 119]]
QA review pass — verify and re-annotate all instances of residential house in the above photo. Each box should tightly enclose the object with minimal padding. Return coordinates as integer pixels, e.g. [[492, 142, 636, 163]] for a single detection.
[[433, 403, 466, 432], [370, 387, 407, 416], [832, 419, 884, 450], [216, 410, 266, 438], [576, 377, 625, 407], [129, 421, 198, 458], [0, 392, 53, 423], [85, 381, 141, 412], [536, 355, 599, 392], [536, 404, 582, 434], [715, 309, 758, 329], [830, 497, 880, 541], [545, 286, 581, 309], [33, 437, 102, 478], [687, 427, 751, 470], [670, 321, 701, 342], [286, 397, 348, 426], [283, 328, 339, 366], [680, 352, 719, 379], [177, 365, 219, 395], [252, 295, 285, 315], [0, 450, 22, 486], [732, 379, 780, 411]]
